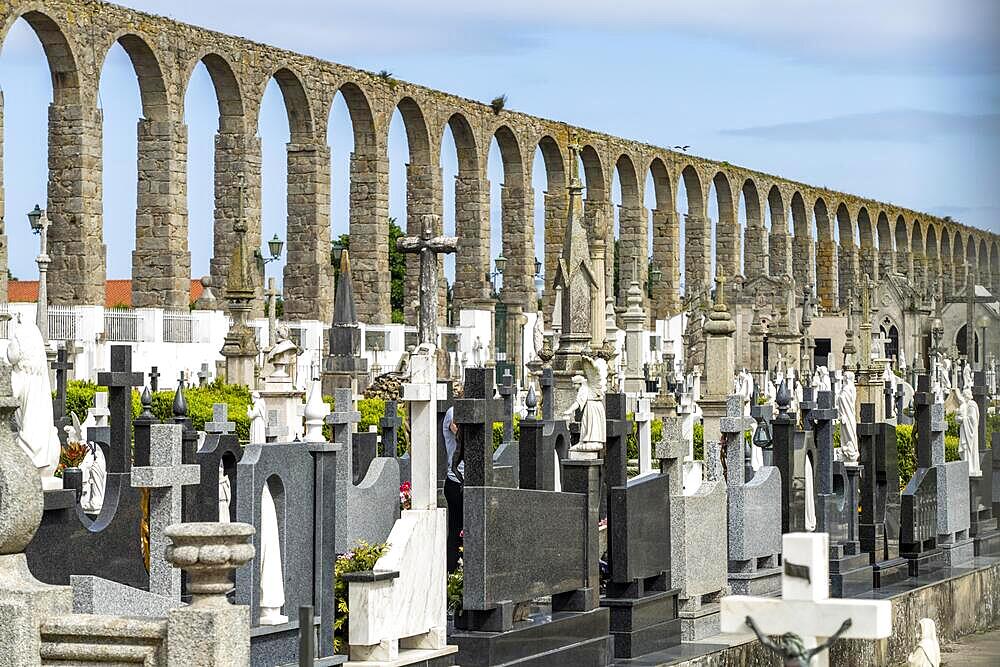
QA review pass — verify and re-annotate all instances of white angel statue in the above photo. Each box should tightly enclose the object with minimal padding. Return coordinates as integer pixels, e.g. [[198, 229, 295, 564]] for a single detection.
[[948, 386, 981, 475], [8, 316, 61, 488], [562, 357, 607, 459], [64, 412, 107, 513]]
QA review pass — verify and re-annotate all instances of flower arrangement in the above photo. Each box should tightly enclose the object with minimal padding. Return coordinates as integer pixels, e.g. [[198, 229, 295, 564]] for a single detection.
[[447, 565, 464, 615], [399, 481, 412, 511], [333, 540, 391, 653], [55, 440, 88, 477]]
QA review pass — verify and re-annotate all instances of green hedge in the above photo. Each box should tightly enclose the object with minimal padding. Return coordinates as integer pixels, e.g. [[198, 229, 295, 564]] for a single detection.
[[325, 397, 409, 455], [64, 380, 253, 441]]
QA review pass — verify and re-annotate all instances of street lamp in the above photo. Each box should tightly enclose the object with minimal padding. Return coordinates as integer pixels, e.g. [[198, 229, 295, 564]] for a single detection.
[[255, 234, 284, 278], [331, 239, 345, 267], [534, 258, 542, 277], [28, 204, 50, 345]]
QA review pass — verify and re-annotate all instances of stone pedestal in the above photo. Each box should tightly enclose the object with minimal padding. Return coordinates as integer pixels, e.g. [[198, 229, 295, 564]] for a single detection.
[[259, 376, 305, 442]]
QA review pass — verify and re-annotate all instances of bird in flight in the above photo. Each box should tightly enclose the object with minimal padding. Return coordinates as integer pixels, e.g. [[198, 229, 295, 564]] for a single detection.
[[673, 145, 690, 152]]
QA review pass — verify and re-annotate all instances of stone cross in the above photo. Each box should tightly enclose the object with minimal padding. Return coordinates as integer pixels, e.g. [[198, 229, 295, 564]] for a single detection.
[[945, 267, 993, 369], [396, 214, 457, 347], [721, 533, 892, 667], [266, 277, 278, 349], [634, 397, 654, 476], [380, 400, 402, 458], [149, 365, 160, 393], [131, 423, 200, 599], [205, 403, 236, 435], [402, 350, 438, 509], [51, 346, 73, 424], [89, 391, 110, 428], [96, 346, 145, 473], [454, 367, 506, 487], [540, 367, 555, 422]]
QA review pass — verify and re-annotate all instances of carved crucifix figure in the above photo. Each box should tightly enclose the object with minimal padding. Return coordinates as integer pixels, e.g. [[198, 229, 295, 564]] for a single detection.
[[396, 214, 458, 347]]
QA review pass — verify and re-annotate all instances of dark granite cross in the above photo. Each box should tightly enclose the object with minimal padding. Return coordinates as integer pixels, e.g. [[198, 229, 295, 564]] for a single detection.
[[540, 367, 555, 422], [51, 346, 74, 444], [380, 400, 402, 458], [454, 367, 506, 486], [96, 346, 145, 473], [945, 268, 994, 369], [396, 214, 457, 347], [498, 368, 515, 445], [149, 366, 161, 393]]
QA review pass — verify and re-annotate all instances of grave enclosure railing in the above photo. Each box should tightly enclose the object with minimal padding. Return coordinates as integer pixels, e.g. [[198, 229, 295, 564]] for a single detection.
[[104, 308, 141, 342], [48, 305, 78, 340], [162, 309, 194, 343]]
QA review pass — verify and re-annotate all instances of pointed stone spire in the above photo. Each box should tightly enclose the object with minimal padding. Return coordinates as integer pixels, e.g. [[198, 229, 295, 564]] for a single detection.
[[333, 249, 357, 327], [323, 248, 368, 394]]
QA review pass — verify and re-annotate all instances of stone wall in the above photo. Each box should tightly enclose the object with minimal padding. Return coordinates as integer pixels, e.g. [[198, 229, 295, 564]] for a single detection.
[[1, 0, 998, 323]]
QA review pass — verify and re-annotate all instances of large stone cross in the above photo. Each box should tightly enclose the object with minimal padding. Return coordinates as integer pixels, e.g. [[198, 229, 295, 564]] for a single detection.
[[380, 400, 402, 459], [149, 365, 161, 393], [51, 347, 73, 421], [722, 533, 891, 667], [96, 346, 145, 473], [396, 214, 457, 347], [131, 423, 200, 599], [946, 267, 994, 368], [205, 403, 236, 435]]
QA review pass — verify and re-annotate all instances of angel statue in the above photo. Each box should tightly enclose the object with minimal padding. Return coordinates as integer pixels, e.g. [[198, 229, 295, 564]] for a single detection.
[[745, 616, 853, 667], [562, 358, 607, 459], [64, 412, 107, 514], [7, 316, 61, 488], [837, 371, 859, 463], [947, 386, 981, 475]]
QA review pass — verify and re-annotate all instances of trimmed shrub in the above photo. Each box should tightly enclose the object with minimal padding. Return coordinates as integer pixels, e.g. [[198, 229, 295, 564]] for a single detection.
[[896, 424, 915, 487]]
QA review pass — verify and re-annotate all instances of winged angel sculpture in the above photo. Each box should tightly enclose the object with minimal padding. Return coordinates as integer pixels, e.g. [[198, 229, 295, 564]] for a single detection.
[[562, 355, 608, 459]]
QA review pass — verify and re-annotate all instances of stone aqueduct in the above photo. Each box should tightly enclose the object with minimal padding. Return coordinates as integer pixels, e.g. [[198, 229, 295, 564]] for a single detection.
[[2, 0, 999, 326]]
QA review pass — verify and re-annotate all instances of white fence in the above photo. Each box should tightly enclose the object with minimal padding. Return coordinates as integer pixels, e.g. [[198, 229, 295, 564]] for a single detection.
[[163, 310, 194, 344], [48, 306, 77, 341], [104, 308, 141, 342]]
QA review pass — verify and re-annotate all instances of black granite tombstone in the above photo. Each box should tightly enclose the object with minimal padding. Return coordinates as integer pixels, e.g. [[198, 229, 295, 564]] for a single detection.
[[811, 390, 872, 597], [600, 393, 680, 658], [26, 345, 148, 589], [858, 402, 909, 587], [969, 371, 1000, 555], [771, 379, 815, 534], [900, 377, 944, 577], [450, 366, 611, 666], [379, 400, 402, 458], [353, 431, 379, 485], [493, 369, 519, 485]]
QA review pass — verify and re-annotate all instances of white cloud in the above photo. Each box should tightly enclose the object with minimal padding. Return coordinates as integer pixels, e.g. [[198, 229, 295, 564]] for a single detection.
[[113, 0, 1000, 73]]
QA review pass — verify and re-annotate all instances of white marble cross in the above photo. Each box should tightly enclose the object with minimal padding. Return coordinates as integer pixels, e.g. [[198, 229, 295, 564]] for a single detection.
[[634, 397, 654, 475], [402, 347, 440, 510], [721, 533, 891, 667]]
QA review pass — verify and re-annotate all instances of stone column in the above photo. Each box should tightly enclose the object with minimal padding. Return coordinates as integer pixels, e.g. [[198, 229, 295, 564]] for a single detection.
[[651, 207, 680, 319], [542, 189, 569, 320], [453, 173, 490, 313], [211, 132, 264, 318], [622, 278, 646, 393], [685, 213, 712, 294], [879, 247, 896, 279], [501, 183, 537, 312], [743, 224, 768, 280], [816, 239, 838, 311], [350, 146, 391, 323], [896, 248, 911, 280], [404, 163, 444, 325], [940, 258, 954, 297], [133, 118, 191, 310], [617, 203, 648, 310], [0, 92, 6, 303], [858, 246, 878, 283], [48, 101, 105, 305], [769, 230, 792, 278], [584, 196, 613, 305], [701, 285, 736, 445], [283, 141, 334, 322], [715, 216, 740, 281], [164, 522, 255, 666], [792, 236, 815, 289], [838, 245, 858, 310], [911, 252, 926, 293]]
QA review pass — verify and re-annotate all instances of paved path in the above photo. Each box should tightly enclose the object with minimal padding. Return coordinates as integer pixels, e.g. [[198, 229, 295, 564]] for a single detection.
[[941, 629, 1000, 665]]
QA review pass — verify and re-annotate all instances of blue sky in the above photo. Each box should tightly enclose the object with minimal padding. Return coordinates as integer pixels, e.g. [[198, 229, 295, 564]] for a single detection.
[[2, 0, 998, 288]]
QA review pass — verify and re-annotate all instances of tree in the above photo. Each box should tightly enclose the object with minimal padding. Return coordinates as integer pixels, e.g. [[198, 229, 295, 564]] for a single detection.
[[335, 217, 406, 323]]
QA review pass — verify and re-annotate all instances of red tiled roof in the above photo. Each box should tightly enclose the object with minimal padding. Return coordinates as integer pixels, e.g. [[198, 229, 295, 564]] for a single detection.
[[8, 279, 204, 307]]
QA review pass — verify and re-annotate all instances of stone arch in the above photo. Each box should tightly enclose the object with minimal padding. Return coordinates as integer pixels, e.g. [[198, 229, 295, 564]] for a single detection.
[[3, 9, 100, 305], [397, 95, 441, 323], [2, 10, 82, 105], [910, 219, 925, 290], [678, 165, 709, 294], [535, 134, 566, 318], [992, 241, 1000, 295], [951, 229, 965, 292], [836, 203, 856, 308], [259, 66, 315, 140], [329, 81, 386, 323], [894, 215, 908, 274], [940, 229, 953, 295], [615, 153, 645, 306], [448, 112, 488, 312], [876, 211, 893, 278], [580, 144, 606, 201], [649, 157, 678, 317], [712, 171, 738, 280], [742, 179, 767, 281], [183, 52, 245, 130], [856, 207, 877, 282], [978, 238, 989, 286], [491, 124, 534, 311], [100, 33, 171, 121], [790, 191, 812, 287], [813, 197, 836, 309]]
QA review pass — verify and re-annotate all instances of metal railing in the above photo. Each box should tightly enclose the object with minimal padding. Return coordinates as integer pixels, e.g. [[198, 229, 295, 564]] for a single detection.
[[0, 302, 8, 339], [105, 308, 140, 342], [48, 306, 77, 341], [163, 310, 194, 343]]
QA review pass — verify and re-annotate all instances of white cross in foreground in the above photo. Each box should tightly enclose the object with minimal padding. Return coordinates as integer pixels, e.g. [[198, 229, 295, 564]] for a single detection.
[[721, 533, 892, 667]]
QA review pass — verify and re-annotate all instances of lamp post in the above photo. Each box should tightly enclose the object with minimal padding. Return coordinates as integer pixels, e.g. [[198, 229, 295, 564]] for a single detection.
[[27, 205, 50, 345], [255, 233, 284, 278], [977, 313, 990, 371]]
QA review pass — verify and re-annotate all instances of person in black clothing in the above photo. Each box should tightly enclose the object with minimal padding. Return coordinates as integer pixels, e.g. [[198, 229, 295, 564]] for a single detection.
[[443, 405, 464, 572]]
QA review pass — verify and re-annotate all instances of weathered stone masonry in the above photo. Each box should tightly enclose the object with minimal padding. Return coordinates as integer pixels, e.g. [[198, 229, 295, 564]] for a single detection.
[[1, 0, 998, 322]]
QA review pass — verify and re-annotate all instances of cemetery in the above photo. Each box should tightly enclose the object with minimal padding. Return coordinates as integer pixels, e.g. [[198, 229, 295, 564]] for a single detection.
[[2, 1, 1000, 665]]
